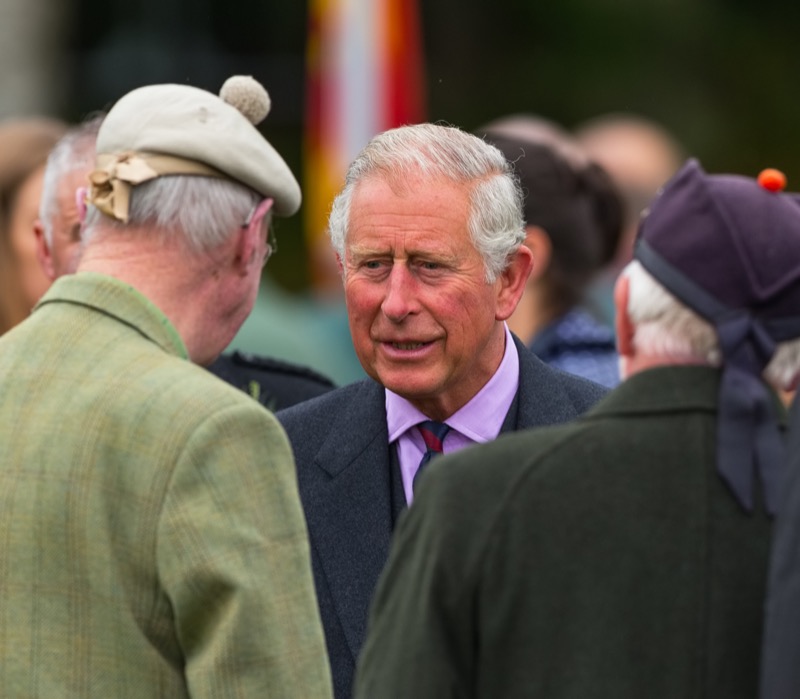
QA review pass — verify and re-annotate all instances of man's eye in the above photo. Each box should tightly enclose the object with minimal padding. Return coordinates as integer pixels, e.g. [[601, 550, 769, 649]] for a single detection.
[[364, 260, 384, 269]]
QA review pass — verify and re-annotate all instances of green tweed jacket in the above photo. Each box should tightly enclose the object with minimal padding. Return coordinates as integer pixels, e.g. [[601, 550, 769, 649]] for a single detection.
[[0, 273, 333, 698], [355, 366, 779, 699]]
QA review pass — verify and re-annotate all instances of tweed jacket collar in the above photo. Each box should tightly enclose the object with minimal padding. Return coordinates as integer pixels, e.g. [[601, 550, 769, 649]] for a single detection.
[[35, 272, 189, 359]]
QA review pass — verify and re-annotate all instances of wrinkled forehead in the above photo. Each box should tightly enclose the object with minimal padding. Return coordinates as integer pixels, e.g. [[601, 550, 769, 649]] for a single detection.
[[349, 173, 473, 225]]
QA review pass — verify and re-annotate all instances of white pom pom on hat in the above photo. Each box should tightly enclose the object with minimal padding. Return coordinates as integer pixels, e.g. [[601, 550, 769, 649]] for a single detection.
[[219, 75, 271, 125], [95, 75, 301, 216]]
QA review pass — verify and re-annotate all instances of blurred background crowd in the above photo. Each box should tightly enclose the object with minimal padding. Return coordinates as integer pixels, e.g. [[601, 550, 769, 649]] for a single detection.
[[2, 0, 798, 386]]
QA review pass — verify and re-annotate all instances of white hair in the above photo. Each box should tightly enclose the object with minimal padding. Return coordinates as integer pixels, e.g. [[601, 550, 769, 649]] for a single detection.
[[328, 123, 526, 283], [39, 114, 104, 247], [624, 260, 800, 390], [83, 175, 263, 254]]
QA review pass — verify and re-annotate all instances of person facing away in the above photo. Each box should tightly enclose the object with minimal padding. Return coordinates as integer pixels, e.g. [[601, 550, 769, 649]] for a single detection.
[[33, 113, 104, 280], [30, 113, 335, 411], [0, 116, 67, 334], [0, 76, 333, 698], [478, 115, 625, 388], [276, 122, 609, 699], [575, 112, 685, 325], [354, 159, 800, 699]]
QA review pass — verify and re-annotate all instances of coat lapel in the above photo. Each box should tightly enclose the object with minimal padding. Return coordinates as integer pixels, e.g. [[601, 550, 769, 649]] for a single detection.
[[301, 381, 394, 660]]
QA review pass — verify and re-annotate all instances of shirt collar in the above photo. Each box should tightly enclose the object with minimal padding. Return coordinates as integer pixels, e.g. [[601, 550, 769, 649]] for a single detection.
[[386, 323, 520, 442]]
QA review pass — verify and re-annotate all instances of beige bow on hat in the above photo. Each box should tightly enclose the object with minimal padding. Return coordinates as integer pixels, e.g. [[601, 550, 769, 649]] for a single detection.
[[87, 151, 228, 222]]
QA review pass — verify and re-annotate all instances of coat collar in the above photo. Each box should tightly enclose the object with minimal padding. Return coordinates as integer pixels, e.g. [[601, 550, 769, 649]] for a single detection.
[[35, 272, 188, 359], [584, 364, 788, 429], [590, 365, 721, 417]]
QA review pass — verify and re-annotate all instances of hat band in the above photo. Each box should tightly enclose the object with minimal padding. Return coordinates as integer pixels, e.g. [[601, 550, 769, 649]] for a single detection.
[[87, 152, 229, 222], [635, 240, 800, 341]]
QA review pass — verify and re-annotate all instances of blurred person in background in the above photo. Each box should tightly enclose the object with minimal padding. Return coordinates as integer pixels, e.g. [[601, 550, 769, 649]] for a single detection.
[[33, 113, 104, 280], [480, 115, 625, 387], [575, 112, 685, 324], [0, 116, 67, 333], [208, 347, 335, 410]]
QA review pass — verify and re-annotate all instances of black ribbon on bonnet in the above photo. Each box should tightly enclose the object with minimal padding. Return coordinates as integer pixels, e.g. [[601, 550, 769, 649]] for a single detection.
[[637, 240, 792, 515], [716, 311, 783, 513]]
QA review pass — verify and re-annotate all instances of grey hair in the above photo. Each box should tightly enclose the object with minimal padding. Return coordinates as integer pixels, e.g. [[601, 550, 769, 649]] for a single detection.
[[328, 123, 526, 283], [624, 260, 800, 390], [83, 175, 262, 254], [39, 114, 104, 247]]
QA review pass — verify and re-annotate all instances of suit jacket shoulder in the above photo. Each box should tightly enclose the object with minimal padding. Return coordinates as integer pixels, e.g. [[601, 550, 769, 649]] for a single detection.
[[278, 379, 384, 468]]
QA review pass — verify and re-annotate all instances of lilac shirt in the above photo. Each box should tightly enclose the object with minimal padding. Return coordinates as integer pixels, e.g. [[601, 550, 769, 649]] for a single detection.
[[386, 324, 520, 505]]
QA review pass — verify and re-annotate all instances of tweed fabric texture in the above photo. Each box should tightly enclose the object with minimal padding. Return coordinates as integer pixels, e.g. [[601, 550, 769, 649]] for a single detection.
[[0, 273, 332, 698]]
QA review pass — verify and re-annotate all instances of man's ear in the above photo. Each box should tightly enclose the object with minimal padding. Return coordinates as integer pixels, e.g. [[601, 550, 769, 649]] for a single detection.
[[233, 222, 260, 276], [33, 219, 56, 281], [75, 187, 88, 224], [495, 242, 534, 321], [614, 274, 634, 357]]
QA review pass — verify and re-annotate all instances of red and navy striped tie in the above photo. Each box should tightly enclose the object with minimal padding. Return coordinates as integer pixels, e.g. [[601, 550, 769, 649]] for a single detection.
[[414, 420, 451, 493]]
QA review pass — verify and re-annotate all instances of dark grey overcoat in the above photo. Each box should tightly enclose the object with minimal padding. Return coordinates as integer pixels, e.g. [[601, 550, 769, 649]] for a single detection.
[[356, 366, 778, 699], [277, 335, 607, 699]]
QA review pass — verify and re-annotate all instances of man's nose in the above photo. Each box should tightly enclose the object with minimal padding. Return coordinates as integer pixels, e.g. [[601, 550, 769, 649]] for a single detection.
[[381, 265, 418, 322]]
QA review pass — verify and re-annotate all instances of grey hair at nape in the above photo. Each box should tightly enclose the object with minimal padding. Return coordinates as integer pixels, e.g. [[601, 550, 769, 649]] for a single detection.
[[83, 175, 262, 254], [328, 123, 526, 283], [623, 260, 800, 390], [39, 114, 105, 247]]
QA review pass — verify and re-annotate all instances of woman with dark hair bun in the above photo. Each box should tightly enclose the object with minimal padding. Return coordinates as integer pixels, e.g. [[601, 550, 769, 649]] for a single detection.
[[480, 115, 625, 387]]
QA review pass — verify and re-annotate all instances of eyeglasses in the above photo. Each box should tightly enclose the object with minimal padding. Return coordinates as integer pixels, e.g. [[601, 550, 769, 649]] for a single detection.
[[242, 197, 276, 265]]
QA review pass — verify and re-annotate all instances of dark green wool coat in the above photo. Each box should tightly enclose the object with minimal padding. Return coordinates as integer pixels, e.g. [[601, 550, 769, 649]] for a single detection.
[[355, 366, 782, 699]]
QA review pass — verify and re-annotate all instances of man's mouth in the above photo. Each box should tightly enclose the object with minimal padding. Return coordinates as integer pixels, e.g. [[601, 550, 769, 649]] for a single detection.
[[391, 341, 428, 350]]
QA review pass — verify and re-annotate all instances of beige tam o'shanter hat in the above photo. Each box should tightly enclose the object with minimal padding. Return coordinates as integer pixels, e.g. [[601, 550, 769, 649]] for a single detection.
[[88, 75, 301, 222]]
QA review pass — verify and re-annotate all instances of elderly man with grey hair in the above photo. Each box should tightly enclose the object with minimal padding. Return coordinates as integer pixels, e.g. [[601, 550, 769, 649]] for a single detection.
[[33, 113, 104, 280], [0, 76, 333, 698], [276, 122, 608, 699], [354, 160, 800, 699], [29, 113, 335, 412]]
